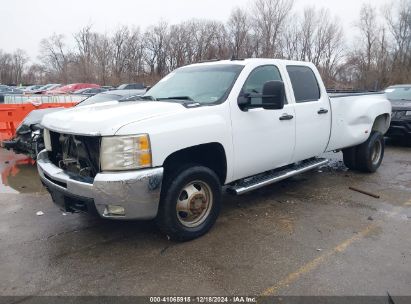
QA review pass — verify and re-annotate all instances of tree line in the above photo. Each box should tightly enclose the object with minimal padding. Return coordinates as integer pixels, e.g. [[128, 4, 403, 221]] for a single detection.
[[0, 0, 410, 91]]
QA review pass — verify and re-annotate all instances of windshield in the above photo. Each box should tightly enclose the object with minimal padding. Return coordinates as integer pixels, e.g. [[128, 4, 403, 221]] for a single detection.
[[145, 64, 244, 104], [78, 93, 122, 106], [117, 84, 127, 90], [385, 87, 411, 101]]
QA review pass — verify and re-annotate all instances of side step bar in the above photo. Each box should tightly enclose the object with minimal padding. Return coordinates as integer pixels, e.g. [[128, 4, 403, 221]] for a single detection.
[[227, 158, 328, 195]]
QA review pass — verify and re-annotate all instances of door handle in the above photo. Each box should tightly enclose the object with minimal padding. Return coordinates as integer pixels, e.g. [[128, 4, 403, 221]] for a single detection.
[[318, 108, 329, 114], [279, 114, 294, 121]]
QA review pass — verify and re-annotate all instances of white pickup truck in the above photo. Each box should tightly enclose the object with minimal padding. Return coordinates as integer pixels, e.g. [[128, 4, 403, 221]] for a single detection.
[[37, 59, 391, 241]]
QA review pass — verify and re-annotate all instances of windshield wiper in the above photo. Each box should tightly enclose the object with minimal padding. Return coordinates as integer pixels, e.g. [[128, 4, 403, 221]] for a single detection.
[[137, 95, 157, 101], [158, 96, 195, 101], [118, 95, 157, 102]]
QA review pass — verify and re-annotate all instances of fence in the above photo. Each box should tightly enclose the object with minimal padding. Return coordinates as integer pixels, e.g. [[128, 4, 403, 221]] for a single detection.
[[4, 94, 86, 104], [0, 94, 86, 141]]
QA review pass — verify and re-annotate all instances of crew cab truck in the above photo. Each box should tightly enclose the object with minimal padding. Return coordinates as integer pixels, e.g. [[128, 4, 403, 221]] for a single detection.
[[37, 59, 391, 241]]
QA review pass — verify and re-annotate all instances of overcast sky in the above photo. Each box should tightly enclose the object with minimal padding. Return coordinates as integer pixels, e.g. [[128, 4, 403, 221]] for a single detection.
[[1, 0, 389, 62]]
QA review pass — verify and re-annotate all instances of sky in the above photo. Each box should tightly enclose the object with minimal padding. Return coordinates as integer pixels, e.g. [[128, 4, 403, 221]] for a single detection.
[[1, 0, 389, 62]]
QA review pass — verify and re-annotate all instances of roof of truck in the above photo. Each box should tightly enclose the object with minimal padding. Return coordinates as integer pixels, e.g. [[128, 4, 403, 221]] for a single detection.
[[386, 84, 411, 88], [188, 58, 313, 67]]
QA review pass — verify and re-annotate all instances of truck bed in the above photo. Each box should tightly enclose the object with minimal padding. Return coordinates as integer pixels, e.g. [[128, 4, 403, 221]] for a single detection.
[[326, 93, 391, 151]]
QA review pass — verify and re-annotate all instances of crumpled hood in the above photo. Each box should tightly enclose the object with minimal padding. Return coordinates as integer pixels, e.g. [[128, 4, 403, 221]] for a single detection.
[[23, 108, 65, 126], [41, 101, 186, 136]]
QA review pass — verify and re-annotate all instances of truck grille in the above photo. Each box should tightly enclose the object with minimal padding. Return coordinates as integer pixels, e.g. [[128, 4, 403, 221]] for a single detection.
[[391, 111, 406, 120], [49, 131, 101, 179]]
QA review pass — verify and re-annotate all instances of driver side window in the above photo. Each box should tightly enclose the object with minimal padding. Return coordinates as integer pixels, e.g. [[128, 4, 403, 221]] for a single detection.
[[242, 65, 284, 106]]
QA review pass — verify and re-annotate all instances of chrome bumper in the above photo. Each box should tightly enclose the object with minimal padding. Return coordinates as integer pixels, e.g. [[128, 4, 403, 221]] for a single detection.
[[37, 150, 163, 220]]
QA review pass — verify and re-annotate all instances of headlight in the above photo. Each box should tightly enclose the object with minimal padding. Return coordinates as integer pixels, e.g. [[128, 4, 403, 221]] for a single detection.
[[406, 111, 411, 116], [392, 111, 407, 119], [100, 134, 152, 171], [16, 123, 31, 135], [31, 123, 43, 131], [43, 129, 52, 151]]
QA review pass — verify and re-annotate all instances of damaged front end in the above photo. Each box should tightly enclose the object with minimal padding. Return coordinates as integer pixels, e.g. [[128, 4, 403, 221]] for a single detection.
[[2, 123, 44, 159], [50, 132, 101, 181], [37, 130, 163, 219]]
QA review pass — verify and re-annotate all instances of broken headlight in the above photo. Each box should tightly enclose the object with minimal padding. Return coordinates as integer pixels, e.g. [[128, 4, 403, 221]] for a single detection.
[[16, 123, 31, 135], [100, 134, 152, 171], [31, 123, 43, 131], [43, 129, 52, 151]]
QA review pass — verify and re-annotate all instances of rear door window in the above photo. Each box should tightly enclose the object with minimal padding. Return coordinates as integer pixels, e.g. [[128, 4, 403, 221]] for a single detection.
[[286, 65, 320, 102]]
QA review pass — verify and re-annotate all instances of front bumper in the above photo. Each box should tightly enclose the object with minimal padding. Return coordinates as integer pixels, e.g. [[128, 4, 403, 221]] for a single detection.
[[37, 150, 163, 220], [386, 119, 411, 138], [2, 135, 38, 158], [2, 139, 18, 150]]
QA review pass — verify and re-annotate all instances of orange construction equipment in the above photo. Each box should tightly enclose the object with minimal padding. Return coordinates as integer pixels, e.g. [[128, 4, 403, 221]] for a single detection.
[[0, 103, 76, 141]]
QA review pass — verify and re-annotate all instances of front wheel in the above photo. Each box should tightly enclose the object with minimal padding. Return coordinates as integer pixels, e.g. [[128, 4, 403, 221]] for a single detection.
[[156, 165, 222, 241]]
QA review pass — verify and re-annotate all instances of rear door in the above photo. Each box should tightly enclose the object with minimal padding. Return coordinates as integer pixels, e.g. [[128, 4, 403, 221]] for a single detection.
[[286, 65, 331, 162]]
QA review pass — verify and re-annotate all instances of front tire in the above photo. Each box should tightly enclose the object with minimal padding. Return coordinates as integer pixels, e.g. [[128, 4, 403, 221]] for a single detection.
[[156, 165, 222, 241]]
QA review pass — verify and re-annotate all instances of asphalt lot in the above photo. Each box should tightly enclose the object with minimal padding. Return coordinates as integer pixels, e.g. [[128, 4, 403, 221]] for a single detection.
[[0, 142, 410, 296]]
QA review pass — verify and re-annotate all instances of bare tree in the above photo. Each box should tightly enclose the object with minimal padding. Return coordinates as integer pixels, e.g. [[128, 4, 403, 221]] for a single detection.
[[144, 21, 169, 77], [227, 7, 251, 58], [39, 34, 72, 83], [385, 0, 411, 83], [0, 50, 13, 84], [11, 0, 411, 89], [111, 26, 130, 84], [92, 33, 112, 85], [73, 24, 96, 82], [125, 27, 145, 82], [252, 0, 294, 57], [11, 49, 28, 84], [168, 23, 192, 69]]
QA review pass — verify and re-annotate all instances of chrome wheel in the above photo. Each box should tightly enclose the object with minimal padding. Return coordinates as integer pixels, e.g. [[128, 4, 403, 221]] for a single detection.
[[176, 181, 213, 228], [371, 140, 382, 166]]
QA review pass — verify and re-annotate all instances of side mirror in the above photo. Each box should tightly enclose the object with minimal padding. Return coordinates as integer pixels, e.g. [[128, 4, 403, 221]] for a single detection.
[[237, 92, 251, 108], [237, 81, 285, 111], [261, 80, 285, 110]]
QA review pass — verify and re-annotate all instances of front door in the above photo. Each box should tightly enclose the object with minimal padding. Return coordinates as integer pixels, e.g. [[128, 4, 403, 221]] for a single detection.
[[230, 65, 296, 180]]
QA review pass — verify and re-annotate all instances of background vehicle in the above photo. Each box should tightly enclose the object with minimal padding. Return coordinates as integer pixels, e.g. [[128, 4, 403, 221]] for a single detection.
[[73, 87, 107, 96], [47, 83, 100, 95], [37, 59, 391, 241], [3, 89, 147, 158], [384, 84, 411, 142], [0, 86, 23, 103], [117, 83, 145, 90], [23, 85, 44, 93], [32, 84, 61, 94]]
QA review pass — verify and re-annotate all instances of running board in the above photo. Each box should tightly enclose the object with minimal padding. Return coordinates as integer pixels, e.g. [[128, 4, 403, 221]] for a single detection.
[[227, 158, 328, 195]]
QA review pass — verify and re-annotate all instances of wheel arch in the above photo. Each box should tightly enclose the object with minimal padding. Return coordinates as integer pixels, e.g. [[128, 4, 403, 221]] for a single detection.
[[162, 142, 228, 185], [372, 113, 391, 135]]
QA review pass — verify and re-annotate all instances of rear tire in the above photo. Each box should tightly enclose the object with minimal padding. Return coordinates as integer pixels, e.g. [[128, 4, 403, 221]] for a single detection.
[[356, 131, 385, 173], [342, 147, 357, 170], [156, 165, 222, 241]]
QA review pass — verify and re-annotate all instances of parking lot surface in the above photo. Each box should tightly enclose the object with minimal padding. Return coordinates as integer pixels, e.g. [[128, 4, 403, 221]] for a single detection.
[[0, 143, 410, 296]]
